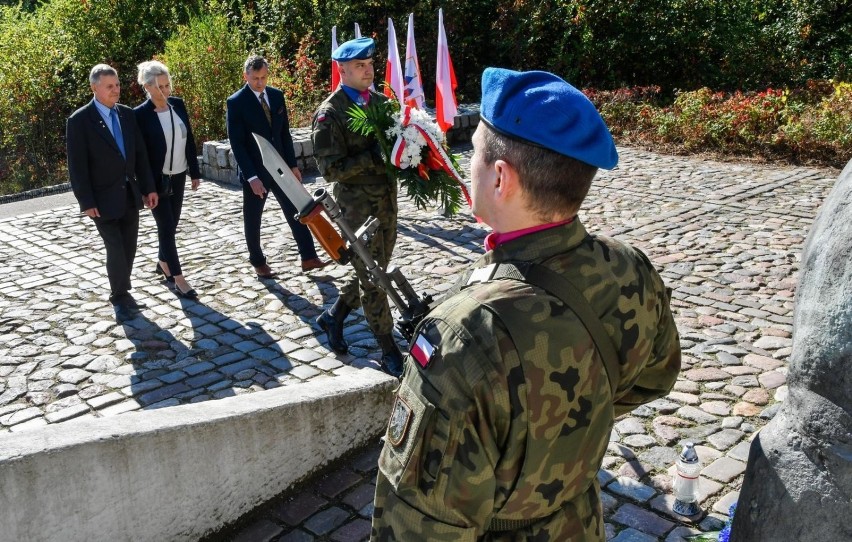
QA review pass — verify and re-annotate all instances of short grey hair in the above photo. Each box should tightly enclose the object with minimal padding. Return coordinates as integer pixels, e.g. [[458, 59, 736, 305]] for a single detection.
[[136, 60, 172, 97], [89, 64, 118, 85], [244, 55, 268, 74]]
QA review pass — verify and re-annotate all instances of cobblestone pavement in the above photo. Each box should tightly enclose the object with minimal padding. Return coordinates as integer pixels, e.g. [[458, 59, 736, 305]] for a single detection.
[[0, 144, 840, 541]]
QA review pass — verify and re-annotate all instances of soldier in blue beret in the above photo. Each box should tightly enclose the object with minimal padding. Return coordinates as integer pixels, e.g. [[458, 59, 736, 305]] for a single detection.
[[312, 38, 405, 377], [371, 68, 681, 540]]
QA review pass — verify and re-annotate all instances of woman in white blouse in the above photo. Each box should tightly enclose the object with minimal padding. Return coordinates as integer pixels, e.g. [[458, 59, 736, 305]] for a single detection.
[[134, 60, 201, 299]]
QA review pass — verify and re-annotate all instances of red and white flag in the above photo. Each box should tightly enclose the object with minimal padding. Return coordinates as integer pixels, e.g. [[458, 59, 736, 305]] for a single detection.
[[436, 8, 458, 132], [384, 18, 405, 102], [330, 26, 341, 91], [403, 13, 425, 109], [410, 332, 436, 368]]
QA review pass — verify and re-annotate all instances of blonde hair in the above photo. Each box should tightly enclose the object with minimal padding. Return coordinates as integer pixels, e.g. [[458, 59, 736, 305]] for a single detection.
[[136, 60, 172, 98]]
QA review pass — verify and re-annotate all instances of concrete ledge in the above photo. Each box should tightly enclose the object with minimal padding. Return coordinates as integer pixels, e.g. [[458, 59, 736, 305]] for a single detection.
[[0, 369, 396, 542]]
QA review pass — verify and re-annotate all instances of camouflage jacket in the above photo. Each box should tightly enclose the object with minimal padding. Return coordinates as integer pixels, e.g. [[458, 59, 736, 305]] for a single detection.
[[371, 218, 681, 541], [311, 88, 390, 185]]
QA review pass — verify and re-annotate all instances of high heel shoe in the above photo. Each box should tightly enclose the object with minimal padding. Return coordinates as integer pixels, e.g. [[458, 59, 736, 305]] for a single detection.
[[174, 283, 198, 300], [155, 262, 175, 284]]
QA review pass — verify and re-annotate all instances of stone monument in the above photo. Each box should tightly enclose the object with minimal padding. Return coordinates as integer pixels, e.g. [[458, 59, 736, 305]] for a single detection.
[[731, 160, 852, 540]]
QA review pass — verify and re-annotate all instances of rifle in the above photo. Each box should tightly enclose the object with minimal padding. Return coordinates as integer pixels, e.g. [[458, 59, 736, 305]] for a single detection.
[[252, 134, 433, 340]]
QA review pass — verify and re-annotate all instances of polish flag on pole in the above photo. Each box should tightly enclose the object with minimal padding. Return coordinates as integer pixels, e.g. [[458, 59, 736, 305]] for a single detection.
[[403, 13, 425, 109], [330, 26, 341, 91], [384, 18, 405, 102], [354, 23, 362, 38], [436, 8, 458, 132]]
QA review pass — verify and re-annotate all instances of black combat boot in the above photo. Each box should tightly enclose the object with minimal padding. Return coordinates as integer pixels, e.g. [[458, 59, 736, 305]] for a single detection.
[[317, 298, 351, 354], [377, 334, 405, 379]]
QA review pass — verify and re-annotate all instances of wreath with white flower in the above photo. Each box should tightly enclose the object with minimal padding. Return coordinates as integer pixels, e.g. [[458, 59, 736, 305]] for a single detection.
[[348, 94, 469, 215]]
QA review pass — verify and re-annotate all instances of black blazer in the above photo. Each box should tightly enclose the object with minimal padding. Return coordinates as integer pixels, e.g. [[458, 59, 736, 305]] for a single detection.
[[66, 100, 155, 220], [226, 84, 297, 184], [133, 96, 201, 180]]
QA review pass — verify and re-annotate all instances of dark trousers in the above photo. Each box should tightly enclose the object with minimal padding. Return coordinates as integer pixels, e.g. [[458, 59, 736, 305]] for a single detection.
[[152, 172, 187, 276], [93, 190, 139, 302], [242, 177, 317, 266]]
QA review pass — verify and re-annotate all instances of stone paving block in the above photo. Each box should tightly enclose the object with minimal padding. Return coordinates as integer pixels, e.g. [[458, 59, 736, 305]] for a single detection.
[[608, 477, 657, 503], [8, 417, 47, 432], [615, 417, 646, 435], [676, 405, 718, 424], [137, 382, 191, 406], [618, 460, 651, 480], [98, 398, 141, 416], [303, 506, 349, 536], [44, 403, 89, 423], [611, 503, 675, 537], [289, 364, 321, 380], [702, 456, 747, 483], [665, 525, 703, 542], [726, 440, 751, 462], [351, 445, 381, 474], [712, 490, 740, 515], [706, 428, 744, 451], [758, 370, 786, 389], [330, 518, 371, 542], [271, 494, 329, 526], [219, 359, 259, 377], [0, 406, 42, 426], [232, 519, 283, 542], [342, 483, 376, 511], [314, 469, 362, 499]]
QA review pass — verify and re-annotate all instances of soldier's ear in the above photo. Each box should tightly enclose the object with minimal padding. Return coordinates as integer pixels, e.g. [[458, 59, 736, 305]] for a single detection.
[[494, 159, 520, 199]]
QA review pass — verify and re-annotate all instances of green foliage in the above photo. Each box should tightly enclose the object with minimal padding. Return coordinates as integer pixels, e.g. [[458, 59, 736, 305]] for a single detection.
[[0, 0, 201, 193], [0, 5, 68, 192], [590, 80, 852, 166], [161, 5, 246, 147], [1, 0, 850, 195]]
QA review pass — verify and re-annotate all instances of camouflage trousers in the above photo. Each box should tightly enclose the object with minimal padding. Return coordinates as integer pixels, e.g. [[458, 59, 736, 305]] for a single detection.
[[332, 181, 398, 335]]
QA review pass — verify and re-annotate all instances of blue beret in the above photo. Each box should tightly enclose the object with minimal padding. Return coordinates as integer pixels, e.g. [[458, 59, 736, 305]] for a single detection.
[[332, 37, 375, 62], [480, 68, 618, 169]]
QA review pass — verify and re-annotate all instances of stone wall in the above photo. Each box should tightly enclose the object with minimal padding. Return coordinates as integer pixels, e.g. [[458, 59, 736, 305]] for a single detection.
[[201, 106, 480, 185]]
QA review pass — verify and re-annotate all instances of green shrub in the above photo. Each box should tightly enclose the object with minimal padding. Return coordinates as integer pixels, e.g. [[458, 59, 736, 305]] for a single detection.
[[267, 35, 328, 128], [161, 5, 246, 146], [0, 6, 69, 192], [0, 0, 201, 193]]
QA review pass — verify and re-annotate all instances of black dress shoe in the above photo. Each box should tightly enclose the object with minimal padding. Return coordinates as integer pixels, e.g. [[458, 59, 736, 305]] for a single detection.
[[175, 285, 198, 300], [113, 304, 137, 320], [254, 263, 276, 279], [155, 262, 175, 284], [111, 293, 146, 309]]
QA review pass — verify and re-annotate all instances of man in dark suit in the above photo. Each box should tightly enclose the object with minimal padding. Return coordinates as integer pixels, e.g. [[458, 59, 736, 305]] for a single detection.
[[226, 55, 327, 279], [66, 64, 158, 319]]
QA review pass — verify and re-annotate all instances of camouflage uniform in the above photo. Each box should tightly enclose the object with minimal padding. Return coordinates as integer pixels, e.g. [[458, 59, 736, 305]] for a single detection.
[[371, 218, 681, 541], [312, 89, 397, 335]]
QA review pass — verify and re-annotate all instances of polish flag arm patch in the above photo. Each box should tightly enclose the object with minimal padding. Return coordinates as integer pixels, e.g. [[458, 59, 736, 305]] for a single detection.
[[410, 332, 436, 368]]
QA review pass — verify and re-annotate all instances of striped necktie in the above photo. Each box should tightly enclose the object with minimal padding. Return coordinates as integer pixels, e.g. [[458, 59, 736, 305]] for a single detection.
[[259, 92, 272, 125]]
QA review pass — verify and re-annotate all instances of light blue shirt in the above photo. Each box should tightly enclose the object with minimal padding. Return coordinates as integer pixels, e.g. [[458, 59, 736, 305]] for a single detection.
[[93, 99, 121, 140]]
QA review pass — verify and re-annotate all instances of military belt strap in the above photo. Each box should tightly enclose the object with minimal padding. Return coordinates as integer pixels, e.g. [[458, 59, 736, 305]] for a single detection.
[[466, 261, 621, 401]]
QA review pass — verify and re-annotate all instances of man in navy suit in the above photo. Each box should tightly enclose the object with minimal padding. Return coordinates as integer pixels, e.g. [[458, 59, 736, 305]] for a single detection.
[[66, 64, 158, 319], [226, 55, 327, 278]]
